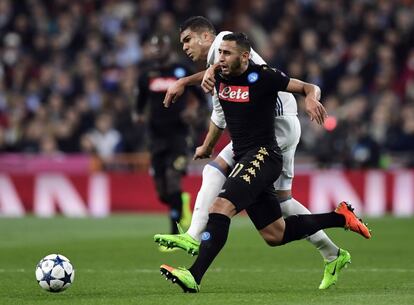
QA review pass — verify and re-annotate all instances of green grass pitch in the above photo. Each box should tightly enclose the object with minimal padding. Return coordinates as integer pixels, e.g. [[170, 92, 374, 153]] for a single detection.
[[0, 215, 413, 305]]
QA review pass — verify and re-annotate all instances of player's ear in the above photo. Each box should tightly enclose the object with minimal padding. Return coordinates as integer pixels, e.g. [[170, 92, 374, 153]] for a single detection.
[[241, 51, 250, 63], [202, 31, 213, 42]]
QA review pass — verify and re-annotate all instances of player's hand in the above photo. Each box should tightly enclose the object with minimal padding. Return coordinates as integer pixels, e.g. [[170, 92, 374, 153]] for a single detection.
[[304, 96, 327, 125], [163, 79, 185, 108], [201, 66, 216, 94], [193, 145, 213, 160]]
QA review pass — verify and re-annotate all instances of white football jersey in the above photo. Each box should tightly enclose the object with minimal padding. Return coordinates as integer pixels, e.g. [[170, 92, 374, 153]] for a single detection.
[[208, 31, 297, 129]]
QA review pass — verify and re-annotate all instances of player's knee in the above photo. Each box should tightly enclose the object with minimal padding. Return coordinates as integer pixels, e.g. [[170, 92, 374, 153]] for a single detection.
[[205, 157, 230, 177], [209, 197, 236, 217], [260, 219, 286, 247], [275, 189, 292, 202], [264, 237, 282, 247], [261, 232, 283, 247]]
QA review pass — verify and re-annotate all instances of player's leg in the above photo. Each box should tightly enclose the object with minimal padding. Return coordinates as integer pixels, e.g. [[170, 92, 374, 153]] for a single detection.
[[151, 151, 181, 234], [275, 116, 350, 288], [154, 143, 234, 254], [163, 133, 193, 231], [161, 146, 282, 291], [160, 196, 235, 292], [251, 199, 370, 247], [187, 142, 234, 239], [275, 148, 340, 262], [278, 191, 351, 289]]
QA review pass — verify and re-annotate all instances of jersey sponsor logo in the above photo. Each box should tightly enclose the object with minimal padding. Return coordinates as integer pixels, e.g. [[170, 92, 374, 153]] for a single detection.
[[218, 83, 250, 102], [247, 72, 259, 83], [149, 77, 177, 92]]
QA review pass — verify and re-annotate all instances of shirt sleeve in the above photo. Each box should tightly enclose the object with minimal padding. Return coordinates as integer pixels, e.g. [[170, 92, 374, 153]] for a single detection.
[[210, 90, 226, 129], [263, 67, 290, 93], [207, 31, 233, 66], [249, 48, 266, 65]]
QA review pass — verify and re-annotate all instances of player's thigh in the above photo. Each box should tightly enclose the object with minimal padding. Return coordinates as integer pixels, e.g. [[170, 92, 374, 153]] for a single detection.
[[163, 136, 189, 193], [274, 116, 301, 152], [274, 116, 300, 191], [274, 146, 296, 191], [151, 152, 169, 200], [245, 186, 282, 231], [219, 146, 283, 213], [150, 147, 167, 181], [217, 142, 236, 168], [165, 135, 189, 173]]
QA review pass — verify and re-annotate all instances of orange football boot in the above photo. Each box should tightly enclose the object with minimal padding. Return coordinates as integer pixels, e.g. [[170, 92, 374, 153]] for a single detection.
[[335, 201, 371, 239]]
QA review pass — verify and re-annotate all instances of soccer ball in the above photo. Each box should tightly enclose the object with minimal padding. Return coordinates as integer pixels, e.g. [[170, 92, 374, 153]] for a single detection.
[[35, 254, 75, 292]]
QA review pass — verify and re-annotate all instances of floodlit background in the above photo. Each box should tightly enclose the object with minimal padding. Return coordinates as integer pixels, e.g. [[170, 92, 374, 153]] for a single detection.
[[0, 1, 413, 304], [0, 0, 413, 216]]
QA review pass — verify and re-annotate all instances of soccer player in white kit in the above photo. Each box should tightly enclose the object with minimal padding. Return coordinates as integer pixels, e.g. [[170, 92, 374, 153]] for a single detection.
[[154, 16, 351, 289]]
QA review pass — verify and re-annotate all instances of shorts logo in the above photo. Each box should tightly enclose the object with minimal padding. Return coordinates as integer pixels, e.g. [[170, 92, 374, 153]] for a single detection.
[[246, 167, 256, 177], [247, 72, 259, 83], [241, 174, 251, 184], [201, 232, 211, 241], [241, 147, 269, 184], [250, 160, 261, 169], [218, 83, 250, 103]]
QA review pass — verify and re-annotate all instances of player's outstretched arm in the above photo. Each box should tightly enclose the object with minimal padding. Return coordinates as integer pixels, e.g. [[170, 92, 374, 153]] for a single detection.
[[193, 121, 223, 160], [286, 79, 327, 125], [163, 70, 206, 108]]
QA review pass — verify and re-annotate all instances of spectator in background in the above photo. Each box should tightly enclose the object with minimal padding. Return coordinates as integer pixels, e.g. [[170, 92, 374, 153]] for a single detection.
[[0, 0, 412, 169], [82, 112, 122, 160], [39, 134, 62, 156]]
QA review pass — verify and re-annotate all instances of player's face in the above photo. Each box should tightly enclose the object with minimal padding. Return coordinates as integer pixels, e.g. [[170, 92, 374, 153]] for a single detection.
[[218, 41, 248, 76], [149, 36, 170, 61], [180, 29, 210, 62]]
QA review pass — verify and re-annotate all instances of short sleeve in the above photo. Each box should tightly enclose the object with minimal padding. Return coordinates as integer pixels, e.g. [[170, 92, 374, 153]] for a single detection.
[[249, 48, 266, 65], [210, 90, 226, 129], [263, 67, 290, 93]]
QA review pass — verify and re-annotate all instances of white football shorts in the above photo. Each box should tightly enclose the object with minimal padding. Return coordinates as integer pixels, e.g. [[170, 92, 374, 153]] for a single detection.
[[217, 115, 301, 190]]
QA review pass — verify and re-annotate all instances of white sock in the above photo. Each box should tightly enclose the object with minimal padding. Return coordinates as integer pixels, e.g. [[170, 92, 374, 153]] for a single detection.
[[280, 198, 339, 262], [187, 164, 227, 241]]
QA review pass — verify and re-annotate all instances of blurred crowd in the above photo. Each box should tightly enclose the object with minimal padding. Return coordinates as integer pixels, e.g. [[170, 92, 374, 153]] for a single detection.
[[0, 0, 413, 168]]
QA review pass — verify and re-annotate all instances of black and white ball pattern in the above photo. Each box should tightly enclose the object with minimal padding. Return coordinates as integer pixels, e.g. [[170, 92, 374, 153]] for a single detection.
[[35, 254, 75, 292]]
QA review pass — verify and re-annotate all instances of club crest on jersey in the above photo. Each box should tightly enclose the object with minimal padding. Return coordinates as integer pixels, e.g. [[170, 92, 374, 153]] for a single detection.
[[218, 83, 250, 103], [149, 77, 177, 92], [174, 67, 186, 78], [247, 72, 259, 83]]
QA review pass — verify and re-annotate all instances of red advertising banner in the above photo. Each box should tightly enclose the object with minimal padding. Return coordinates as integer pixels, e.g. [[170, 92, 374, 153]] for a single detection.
[[0, 170, 413, 217]]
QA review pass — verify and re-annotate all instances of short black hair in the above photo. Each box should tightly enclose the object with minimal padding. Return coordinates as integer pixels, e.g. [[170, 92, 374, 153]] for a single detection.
[[222, 32, 251, 52], [180, 16, 216, 35]]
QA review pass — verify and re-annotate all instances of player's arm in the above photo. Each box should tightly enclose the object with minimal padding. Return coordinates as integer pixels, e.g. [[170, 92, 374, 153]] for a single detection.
[[194, 121, 224, 160], [163, 70, 206, 108], [133, 73, 149, 123], [194, 92, 226, 160], [286, 79, 327, 125]]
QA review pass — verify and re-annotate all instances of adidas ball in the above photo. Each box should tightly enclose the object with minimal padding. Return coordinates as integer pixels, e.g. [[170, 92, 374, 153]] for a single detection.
[[35, 254, 75, 292]]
